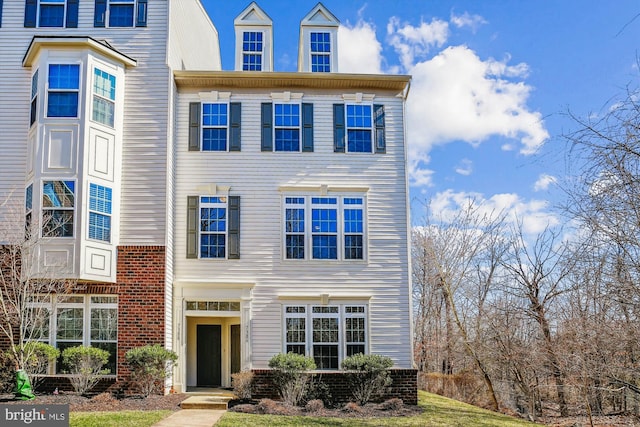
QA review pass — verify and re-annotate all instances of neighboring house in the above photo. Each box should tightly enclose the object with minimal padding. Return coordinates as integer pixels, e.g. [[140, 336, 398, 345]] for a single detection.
[[0, 0, 415, 402]]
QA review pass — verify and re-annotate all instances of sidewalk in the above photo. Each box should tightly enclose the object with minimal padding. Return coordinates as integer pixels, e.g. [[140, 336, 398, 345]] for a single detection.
[[152, 409, 226, 427]]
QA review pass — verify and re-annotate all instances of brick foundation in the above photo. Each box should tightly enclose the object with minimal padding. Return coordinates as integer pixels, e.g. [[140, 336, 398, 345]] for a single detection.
[[251, 368, 418, 406]]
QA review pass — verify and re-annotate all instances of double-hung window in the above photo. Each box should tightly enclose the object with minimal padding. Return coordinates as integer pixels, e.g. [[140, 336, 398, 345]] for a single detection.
[[284, 304, 368, 370], [333, 104, 386, 154], [42, 180, 75, 237], [47, 64, 80, 118], [24, 0, 78, 28], [284, 196, 365, 261], [202, 103, 228, 151], [25, 184, 33, 236], [94, 0, 148, 28], [88, 183, 112, 242], [199, 196, 227, 259], [30, 70, 39, 126], [27, 295, 118, 374], [274, 104, 300, 151], [242, 31, 263, 71], [310, 32, 331, 72], [92, 68, 116, 127]]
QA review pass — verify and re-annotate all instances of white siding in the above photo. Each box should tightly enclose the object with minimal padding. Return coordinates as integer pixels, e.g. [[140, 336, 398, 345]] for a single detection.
[[168, 0, 221, 71], [173, 89, 413, 368]]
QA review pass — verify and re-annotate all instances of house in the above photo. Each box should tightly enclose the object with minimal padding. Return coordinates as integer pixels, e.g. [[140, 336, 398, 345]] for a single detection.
[[0, 0, 416, 403]]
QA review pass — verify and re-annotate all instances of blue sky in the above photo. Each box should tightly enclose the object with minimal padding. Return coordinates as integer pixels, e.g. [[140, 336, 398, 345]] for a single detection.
[[200, 1, 640, 233]]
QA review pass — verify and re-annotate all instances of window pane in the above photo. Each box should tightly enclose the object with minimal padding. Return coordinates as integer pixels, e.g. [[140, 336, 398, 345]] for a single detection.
[[313, 345, 338, 369], [243, 54, 262, 71], [91, 308, 117, 341], [109, 4, 134, 27], [286, 317, 305, 343], [200, 234, 226, 258], [89, 212, 111, 241], [56, 308, 83, 340], [40, 4, 64, 27], [94, 69, 116, 100], [56, 342, 82, 374], [48, 92, 79, 117], [286, 235, 305, 259], [202, 129, 227, 151], [93, 97, 115, 127], [347, 130, 372, 153], [49, 65, 79, 90], [203, 103, 228, 126], [92, 342, 116, 375]]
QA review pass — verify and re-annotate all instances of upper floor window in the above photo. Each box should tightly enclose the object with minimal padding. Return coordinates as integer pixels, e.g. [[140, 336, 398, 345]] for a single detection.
[[202, 103, 228, 151], [242, 31, 263, 71], [333, 104, 386, 154], [94, 0, 148, 28], [47, 64, 80, 118], [42, 180, 75, 237], [30, 70, 39, 127], [25, 184, 33, 236], [186, 195, 240, 260], [310, 32, 331, 72], [24, 0, 79, 28], [92, 68, 116, 127], [88, 183, 112, 242], [274, 104, 300, 152], [284, 196, 365, 261]]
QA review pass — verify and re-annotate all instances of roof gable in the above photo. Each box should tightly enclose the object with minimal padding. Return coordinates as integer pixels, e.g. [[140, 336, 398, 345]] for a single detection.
[[301, 2, 339, 27], [234, 1, 272, 26]]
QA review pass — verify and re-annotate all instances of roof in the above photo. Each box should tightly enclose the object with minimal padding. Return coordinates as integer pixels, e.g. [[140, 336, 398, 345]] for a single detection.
[[23, 36, 137, 68]]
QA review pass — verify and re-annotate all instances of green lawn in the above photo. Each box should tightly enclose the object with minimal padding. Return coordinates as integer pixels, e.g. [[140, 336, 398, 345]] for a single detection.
[[216, 391, 542, 427], [70, 410, 172, 427]]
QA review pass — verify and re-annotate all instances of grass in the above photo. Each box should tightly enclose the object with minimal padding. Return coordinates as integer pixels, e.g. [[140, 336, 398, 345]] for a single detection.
[[216, 391, 543, 427], [69, 410, 172, 427]]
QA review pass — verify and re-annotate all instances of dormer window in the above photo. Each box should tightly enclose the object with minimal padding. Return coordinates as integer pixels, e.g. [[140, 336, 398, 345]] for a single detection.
[[242, 31, 263, 71], [310, 32, 331, 72]]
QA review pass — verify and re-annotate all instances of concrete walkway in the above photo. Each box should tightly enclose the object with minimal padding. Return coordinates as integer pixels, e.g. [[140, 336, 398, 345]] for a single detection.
[[152, 409, 226, 427]]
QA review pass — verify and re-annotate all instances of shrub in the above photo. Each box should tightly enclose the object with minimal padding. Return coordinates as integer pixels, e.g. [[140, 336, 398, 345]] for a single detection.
[[256, 398, 293, 415], [231, 370, 254, 400], [0, 351, 14, 393], [342, 401, 363, 413], [125, 344, 178, 397], [19, 342, 59, 390], [378, 397, 404, 411], [268, 352, 316, 406], [305, 398, 324, 413], [341, 353, 393, 405], [62, 346, 110, 395]]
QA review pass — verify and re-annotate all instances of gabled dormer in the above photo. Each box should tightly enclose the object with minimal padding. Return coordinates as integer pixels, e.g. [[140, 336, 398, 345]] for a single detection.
[[298, 3, 339, 73], [234, 2, 273, 72]]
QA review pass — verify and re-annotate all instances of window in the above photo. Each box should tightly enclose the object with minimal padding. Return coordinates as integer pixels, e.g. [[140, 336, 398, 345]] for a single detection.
[[30, 70, 38, 126], [284, 304, 368, 370], [202, 103, 228, 151], [24, 0, 78, 28], [284, 196, 365, 260], [261, 103, 314, 152], [242, 31, 263, 71], [187, 196, 240, 259], [185, 301, 241, 312], [199, 196, 227, 259], [42, 180, 75, 237], [88, 183, 112, 242], [27, 295, 117, 374], [189, 102, 241, 152], [274, 104, 300, 151], [310, 32, 331, 72], [25, 184, 33, 236], [333, 104, 386, 154], [47, 64, 80, 118], [94, 0, 147, 28], [92, 68, 116, 127]]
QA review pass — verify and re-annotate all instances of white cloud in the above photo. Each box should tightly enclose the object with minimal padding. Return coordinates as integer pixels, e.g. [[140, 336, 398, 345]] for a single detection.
[[455, 158, 473, 176], [387, 16, 449, 70], [430, 189, 558, 235], [450, 11, 487, 33], [533, 174, 558, 191], [338, 21, 383, 74]]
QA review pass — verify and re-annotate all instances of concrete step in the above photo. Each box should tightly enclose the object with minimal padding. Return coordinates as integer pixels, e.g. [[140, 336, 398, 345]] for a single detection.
[[180, 395, 234, 410]]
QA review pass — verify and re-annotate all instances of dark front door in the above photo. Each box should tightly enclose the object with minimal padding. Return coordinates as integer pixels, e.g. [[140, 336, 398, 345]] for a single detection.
[[197, 325, 221, 386]]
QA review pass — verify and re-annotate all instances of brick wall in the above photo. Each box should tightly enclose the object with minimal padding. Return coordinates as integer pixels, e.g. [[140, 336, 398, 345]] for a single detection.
[[251, 368, 418, 406]]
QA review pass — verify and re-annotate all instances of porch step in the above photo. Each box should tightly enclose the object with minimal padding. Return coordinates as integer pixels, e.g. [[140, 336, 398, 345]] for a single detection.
[[180, 394, 234, 410]]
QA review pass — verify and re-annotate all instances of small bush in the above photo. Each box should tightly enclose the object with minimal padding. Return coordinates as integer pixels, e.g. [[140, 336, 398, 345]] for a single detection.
[[91, 392, 117, 405], [378, 397, 404, 411], [231, 370, 253, 400], [19, 342, 59, 390], [62, 346, 110, 395], [342, 401, 363, 413], [305, 374, 333, 407], [268, 352, 316, 406], [125, 344, 178, 397], [341, 353, 393, 405], [305, 399, 324, 413], [256, 398, 293, 415], [0, 351, 14, 393]]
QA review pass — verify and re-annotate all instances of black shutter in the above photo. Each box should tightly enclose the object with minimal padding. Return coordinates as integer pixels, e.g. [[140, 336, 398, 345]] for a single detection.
[[228, 196, 240, 259], [94, 0, 106, 27], [0, 0, 4, 27], [301, 103, 314, 152], [24, 0, 37, 27], [136, 0, 148, 27], [66, 0, 79, 28], [188, 102, 201, 151], [229, 102, 241, 152], [374, 104, 386, 154], [261, 102, 273, 152], [186, 196, 199, 259], [333, 104, 345, 153]]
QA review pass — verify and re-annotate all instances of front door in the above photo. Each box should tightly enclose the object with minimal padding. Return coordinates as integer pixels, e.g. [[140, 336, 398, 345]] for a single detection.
[[197, 325, 221, 386]]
